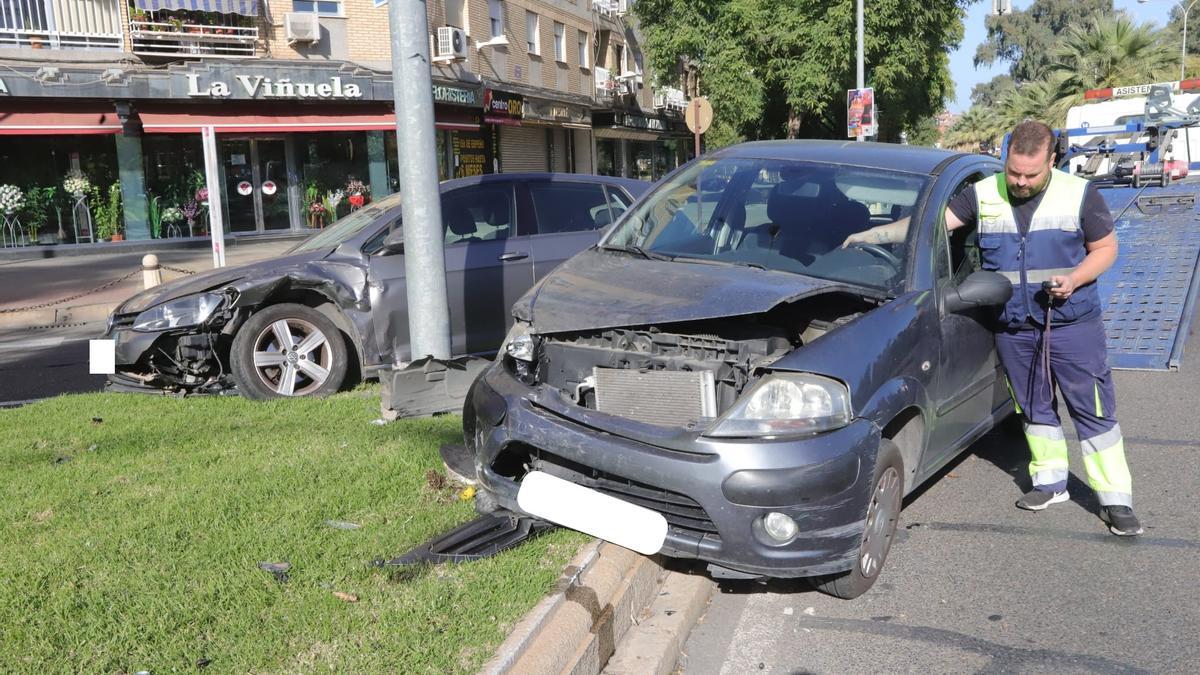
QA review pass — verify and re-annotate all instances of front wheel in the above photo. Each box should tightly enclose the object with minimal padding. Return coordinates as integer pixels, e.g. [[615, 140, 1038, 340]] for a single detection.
[[230, 303, 349, 400], [813, 440, 904, 599]]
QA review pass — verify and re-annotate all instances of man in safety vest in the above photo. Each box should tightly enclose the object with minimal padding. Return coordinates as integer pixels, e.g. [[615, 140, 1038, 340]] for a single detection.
[[845, 120, 1141, 536]]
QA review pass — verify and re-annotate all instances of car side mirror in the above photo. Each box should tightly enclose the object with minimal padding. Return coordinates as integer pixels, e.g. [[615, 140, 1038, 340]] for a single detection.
[[381, 229, 404, 255], [945, 270, 1012, 313]]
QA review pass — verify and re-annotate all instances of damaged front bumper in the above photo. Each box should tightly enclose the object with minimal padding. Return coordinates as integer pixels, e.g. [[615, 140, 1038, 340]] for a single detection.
[[103, 312, 234, 394], [467, 361, 881, 579]]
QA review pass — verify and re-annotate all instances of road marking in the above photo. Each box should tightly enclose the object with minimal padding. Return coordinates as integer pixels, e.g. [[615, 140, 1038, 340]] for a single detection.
[[0, 336, 65, 352]]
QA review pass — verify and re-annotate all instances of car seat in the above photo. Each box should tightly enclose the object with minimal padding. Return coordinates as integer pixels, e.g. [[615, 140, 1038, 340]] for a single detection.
[[445, 202, 479, 243]]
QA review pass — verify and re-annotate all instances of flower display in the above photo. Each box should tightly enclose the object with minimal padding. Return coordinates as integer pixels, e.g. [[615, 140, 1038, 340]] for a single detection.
[[345, 179, 369, 196], [181, 200, 201, 225], [194, 187, 209, 203], [325, 189, 344, 210], [0, 184, 25, 216], [63, 170, 90, 197], [309, 202, 327, 215], [161, 207, 184, 223]]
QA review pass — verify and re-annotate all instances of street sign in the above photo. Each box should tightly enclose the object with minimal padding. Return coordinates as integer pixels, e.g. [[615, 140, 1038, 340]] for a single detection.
[[685, 97, 713, 134], [847, 87, 876, 138], [237, 181, 253, 196]]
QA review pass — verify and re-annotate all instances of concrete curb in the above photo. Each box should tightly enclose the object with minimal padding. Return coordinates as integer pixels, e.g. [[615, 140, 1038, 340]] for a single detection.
[[0, 302, 115, 331], [602, 570, 715, 675], [482, 541, 713, 675]]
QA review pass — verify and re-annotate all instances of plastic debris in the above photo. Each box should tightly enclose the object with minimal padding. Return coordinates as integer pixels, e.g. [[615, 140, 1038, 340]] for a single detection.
[[257, 561, 291, 583], [783, 607, 794, 616], [803, 607, 816, 616], [324, 520, 362, 530], [332, 591, 359, 603], [459, 486, 476, 501]]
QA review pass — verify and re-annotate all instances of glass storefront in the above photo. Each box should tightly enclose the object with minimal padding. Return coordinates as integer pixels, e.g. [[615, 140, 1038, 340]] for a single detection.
[[143, 134, 205, 238], [0, 135, 119, 244], [298, 132, 372, 228], [218, 138, 292, 234], [596, 139, 617, 177]]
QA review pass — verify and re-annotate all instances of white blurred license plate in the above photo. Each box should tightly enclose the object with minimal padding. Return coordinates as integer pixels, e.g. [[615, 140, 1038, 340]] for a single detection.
[[517, 471, 668, 555], [89, 339, 115, 375]]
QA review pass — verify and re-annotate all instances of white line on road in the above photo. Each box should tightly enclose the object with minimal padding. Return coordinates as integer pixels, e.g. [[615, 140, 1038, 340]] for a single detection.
[[0, 337, 65, 352]]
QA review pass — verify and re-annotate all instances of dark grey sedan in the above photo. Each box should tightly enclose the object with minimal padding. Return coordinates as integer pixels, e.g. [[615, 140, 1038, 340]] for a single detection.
[[103, 173, 649, 399], [464, 142, 1013, 598]]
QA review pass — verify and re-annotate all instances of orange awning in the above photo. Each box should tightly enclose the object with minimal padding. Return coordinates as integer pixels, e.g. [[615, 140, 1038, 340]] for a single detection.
[[0, 104, 123, 135]]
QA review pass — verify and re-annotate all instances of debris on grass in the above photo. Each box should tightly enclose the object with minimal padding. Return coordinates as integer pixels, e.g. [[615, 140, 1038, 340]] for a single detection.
[[324, 520, 362, 531], [458, 486, 476, 501], [332, 591, 359, 603], [90, 417, 102, 424], [52, 455, 72, 465], [257, 561, 291, 583], [32, 509, 53, 524], [425, 470, 448, 491], [196, 657, 212, 668]]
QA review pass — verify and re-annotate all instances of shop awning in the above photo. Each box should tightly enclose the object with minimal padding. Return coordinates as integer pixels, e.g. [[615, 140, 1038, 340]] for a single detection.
[[0, 104, 123, 135], [139, 105, 480, 133], [134, 0, 259, 17]]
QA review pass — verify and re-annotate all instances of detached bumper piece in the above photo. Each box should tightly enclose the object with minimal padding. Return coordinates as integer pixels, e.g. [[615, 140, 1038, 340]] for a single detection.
[[375, 513, 555, 567], [381, 356, 491, 419]]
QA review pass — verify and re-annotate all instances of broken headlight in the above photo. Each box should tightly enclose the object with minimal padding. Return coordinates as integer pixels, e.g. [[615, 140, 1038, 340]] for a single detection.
[[705, 373, 851, 438], [132, 293, 223, 332], [502, 321, 537, 362]]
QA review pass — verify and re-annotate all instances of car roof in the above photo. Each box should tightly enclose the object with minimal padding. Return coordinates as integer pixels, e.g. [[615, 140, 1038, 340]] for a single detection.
[[714, 140, 968, 175], [440, 172, 652, 195]]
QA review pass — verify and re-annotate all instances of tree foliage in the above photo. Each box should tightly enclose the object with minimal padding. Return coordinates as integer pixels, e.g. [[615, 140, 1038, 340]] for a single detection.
[[634, 0, 969, 146], [975, 0, 1113, 82]]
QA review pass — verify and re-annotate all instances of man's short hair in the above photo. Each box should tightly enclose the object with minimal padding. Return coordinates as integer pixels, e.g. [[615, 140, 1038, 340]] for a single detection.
[[1008, 120, 1054, 158]]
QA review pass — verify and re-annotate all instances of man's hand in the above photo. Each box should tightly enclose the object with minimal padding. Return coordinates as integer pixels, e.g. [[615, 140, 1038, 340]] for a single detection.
[[842, 229, 879, 248], [1048, 274, 1078, 300]]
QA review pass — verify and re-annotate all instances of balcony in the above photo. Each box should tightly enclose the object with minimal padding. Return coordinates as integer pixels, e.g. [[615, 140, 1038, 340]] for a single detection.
[[595, 66, 616, 99], [0, 0, 124, 50], [130, 6, 258, 58], [591, 0, 628, 18], [653, 86, 687, 113]]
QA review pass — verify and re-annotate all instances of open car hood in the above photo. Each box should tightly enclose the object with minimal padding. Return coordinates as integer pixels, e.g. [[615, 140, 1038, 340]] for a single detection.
[[518, 248, 842, 334]]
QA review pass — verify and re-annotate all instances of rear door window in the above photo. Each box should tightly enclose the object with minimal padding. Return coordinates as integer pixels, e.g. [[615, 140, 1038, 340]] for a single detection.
[[529, 182, 611, 234], [442, 185, 515, 244]]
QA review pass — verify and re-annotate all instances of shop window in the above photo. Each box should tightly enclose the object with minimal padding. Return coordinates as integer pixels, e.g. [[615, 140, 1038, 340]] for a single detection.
[[299, 132, 371, 224], [529, 182, 609, 233], [596, 140, 617, 177], [143, 135, 207, 237], [0, 135, 120, 244], [525, 11, 539, 55], [442, 185, 514, 243], [293, 0, 342, 16], [488, 0, 504, 38]]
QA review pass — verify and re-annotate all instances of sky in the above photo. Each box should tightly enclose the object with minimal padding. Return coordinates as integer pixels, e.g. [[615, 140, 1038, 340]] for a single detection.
[[945, 0, 1176, 112]]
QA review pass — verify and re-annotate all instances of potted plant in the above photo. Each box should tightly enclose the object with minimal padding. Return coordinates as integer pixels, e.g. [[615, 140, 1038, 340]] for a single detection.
[[63, 169, 90, 198], [130, 7, 148, 23], [308, 201, 327, 228], [346, 179, 370, 209], [23, 185, 56, 244], [181, 200, 201, 236], [323, 189, 345, 222], [91, 184, 123, 242], [161, 205, 183, 236]]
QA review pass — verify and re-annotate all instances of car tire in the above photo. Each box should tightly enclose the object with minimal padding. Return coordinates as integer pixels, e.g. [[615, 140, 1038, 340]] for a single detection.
[[813, 439, 904, 600], [230, 303, 349, 400]]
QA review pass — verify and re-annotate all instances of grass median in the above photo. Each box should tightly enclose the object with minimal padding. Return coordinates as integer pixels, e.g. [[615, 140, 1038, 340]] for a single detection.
[[0, 387, 584, 672]]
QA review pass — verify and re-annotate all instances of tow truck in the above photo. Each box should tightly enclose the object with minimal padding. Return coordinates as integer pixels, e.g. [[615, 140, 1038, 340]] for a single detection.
[[1032, 81, 1200, 370]]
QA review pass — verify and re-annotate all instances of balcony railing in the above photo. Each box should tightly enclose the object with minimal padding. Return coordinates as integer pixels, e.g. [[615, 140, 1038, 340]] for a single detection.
[[595, 66, 616, 99], [130, 17, 257, 57], [654, 86, 687, 112], [0, 0, 123, 50]]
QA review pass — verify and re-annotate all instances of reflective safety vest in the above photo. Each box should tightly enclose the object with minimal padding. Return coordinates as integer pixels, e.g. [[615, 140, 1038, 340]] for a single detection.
[[976, 170, 1101, 326]]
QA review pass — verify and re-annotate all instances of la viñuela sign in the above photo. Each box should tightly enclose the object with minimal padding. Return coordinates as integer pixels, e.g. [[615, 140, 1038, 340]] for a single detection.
[[186, 73, 364, 99]]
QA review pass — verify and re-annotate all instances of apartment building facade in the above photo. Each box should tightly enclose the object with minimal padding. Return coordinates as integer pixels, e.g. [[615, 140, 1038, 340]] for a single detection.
[[0, 0, 688, 243]]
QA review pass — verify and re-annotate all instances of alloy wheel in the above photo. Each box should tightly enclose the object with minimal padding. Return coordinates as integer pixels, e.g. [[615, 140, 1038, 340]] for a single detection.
[[858, 465, 902, 578], [249, 318, 333, 396]]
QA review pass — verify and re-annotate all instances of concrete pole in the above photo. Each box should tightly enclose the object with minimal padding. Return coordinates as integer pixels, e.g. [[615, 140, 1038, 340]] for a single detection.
[[142, 253, 162, 289], [201, 126, 226, 268], [389, 0, 451, 360], [856, 0, 865, 142]]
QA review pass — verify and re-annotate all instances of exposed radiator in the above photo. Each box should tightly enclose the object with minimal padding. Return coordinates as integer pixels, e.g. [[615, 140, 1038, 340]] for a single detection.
[[593, 367, 717, 427]]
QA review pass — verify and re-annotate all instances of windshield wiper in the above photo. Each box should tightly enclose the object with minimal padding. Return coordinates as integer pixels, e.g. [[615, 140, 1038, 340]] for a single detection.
[[600, 244, 674, 261], [668, 255, 767, 271]]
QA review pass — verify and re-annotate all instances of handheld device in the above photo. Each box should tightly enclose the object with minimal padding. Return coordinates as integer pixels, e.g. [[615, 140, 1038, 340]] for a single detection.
[[1042, 280, 1062, 290]]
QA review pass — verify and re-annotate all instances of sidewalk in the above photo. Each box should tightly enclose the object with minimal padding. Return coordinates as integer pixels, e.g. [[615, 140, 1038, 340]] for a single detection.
[[0, 236, 303, 332]]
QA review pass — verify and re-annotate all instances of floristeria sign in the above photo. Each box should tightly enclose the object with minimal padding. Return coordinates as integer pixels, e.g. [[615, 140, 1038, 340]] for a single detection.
[[186, 73, 364, 100]]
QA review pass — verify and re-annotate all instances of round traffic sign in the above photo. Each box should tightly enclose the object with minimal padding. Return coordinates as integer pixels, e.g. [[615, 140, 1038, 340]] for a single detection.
[[237, 181, 253, 196], [685, 97, 713, 135]]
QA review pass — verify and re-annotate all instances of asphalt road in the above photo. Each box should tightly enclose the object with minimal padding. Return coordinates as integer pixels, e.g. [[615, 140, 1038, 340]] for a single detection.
[[681, 316, 1200, 674], [0, 323, 108, 404]]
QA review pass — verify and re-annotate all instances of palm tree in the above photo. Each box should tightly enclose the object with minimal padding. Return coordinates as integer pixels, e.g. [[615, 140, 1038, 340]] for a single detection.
[[1049, 14, 1179, 112], [942, 106, 998, 152], [994, 76, 1070, 129]]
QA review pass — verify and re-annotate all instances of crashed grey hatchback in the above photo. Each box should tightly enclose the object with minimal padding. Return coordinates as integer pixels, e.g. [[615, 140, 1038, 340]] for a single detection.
[[464, 141, 1014, 598]]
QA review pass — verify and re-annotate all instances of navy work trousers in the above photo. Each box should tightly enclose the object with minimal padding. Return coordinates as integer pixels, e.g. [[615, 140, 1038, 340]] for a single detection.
[[994, 316, 1133, 507]]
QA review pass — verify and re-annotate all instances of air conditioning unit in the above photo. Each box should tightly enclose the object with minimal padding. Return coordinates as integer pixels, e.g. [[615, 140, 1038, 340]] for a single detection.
[[285, 12, 320, 44], [435, 26, 468, 62]]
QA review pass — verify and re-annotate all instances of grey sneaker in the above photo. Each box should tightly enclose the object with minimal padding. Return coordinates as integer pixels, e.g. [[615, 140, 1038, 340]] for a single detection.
[[1015, 489, 1069, 511], [1101, 506, 1144, 536]]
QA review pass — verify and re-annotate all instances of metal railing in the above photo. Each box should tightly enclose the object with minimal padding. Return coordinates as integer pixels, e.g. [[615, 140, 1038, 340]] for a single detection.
[[591, 0, 618, 17], [654, 86, 687, 112], [0, 0, 123, 50], [595, 66, 616, 98], [130, 16, 258, 58]]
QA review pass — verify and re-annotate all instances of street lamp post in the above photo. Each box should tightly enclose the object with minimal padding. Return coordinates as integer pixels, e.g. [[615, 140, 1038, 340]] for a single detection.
[[1141, 0, 1199, 80], [856, 0, 865, 142]]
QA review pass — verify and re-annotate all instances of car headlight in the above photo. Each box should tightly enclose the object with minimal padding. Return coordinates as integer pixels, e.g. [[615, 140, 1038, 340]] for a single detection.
[[132, 293, 223, 332], [501, 320, 537, 362], [705, 373, 852, 438]]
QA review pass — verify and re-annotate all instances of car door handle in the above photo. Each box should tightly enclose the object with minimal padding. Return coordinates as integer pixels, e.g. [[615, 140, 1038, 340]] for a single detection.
[[498, 252, 529, 262]]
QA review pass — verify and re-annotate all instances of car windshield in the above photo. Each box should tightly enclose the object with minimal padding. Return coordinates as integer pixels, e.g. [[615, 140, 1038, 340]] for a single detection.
[[288, 192, 403, 254], [601, 157, 928, 292]]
